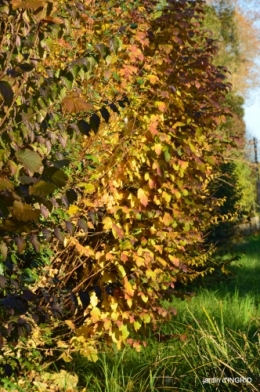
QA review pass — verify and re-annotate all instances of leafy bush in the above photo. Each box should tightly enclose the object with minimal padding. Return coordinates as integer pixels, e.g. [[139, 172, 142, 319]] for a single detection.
[[0, 0, 243, 376]]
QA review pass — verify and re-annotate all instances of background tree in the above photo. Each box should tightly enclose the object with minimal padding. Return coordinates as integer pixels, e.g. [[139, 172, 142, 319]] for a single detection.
[[201, 0, 259, 249]]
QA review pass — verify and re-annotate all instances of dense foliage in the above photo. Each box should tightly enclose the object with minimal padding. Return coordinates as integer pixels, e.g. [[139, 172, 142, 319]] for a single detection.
[[0, 0, 245, 376], [201, 1, 259, 248]]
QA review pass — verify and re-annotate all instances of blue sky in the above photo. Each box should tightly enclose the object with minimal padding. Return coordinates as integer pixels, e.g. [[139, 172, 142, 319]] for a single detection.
[[244, 91, 260, 140]]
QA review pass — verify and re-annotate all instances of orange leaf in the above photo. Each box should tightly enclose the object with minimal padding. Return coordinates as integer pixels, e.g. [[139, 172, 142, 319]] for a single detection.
[[11, 0, 45, 10], [155, 101, 166, 112]]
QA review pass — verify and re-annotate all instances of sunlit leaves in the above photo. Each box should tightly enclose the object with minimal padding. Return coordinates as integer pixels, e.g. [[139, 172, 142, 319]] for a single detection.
[[0, 0, 239, 363]]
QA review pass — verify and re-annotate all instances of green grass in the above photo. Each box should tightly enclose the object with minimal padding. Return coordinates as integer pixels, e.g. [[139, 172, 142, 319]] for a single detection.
[[5, 236, 260, 391]]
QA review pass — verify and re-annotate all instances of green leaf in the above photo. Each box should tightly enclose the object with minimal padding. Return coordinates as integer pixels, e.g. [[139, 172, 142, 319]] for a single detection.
[[0, 242, 8, 261], [100, 106, 110, 123], [68, 64, 79, 79], [29, 180, 57, 197], [77, 120, 91, 136], [90, 114, 100, 134], [61, 76, 73, 90], [42, 167, 68, 188], [86, 56, 97, 72], [15, 149, 42, 174], [18, 63, 34, 72], [110, 37, 122, 53], [0, 81, 13, 106]]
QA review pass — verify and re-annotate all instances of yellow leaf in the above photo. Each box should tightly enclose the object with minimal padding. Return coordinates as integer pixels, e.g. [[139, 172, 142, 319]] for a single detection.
[[67, 204, 80, 216], [119, 324, 130, 340], [162, 191, 171, 203], [141, 293, 149, 303], [104, 319, 111, 330], [148, 74, 158, 84], [124, 279, 135, 296], [80, 345, 99, 362], [103, 216, 113, 230], [90, 292, 99, 308], [90, 307, 101, 321], [111, 311, 118, 320], [175, 191, 181, 199], [134, 320, 142, 331], [143, 314, 151, 323], [65, 320, 76, 331], [118, 264, 126, 278], [146, 269, 154, 279], [127, 297, 133, 308], [136, 256, 145, 267], [162, 212, 173, 225], [173, 121, 186, 128], [110, 297, 118, 311], [154, 143, 162, 156]]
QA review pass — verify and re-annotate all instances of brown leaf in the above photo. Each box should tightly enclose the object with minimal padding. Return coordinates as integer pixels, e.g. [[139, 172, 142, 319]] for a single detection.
[[11, 0, 47, 10], [10, 201, 41, 222], [62, 92, 92, 114]]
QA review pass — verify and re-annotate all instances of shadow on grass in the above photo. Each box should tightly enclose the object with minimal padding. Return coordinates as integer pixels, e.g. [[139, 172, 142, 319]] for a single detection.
[[182, 234, 260, 297]]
